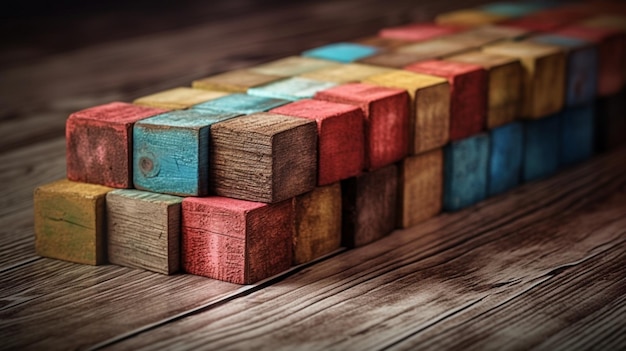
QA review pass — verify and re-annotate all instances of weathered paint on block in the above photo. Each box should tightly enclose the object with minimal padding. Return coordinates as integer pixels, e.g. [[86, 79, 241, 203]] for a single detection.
[[315, 83, 409, 170], [435, 9, 510, 27], [248, 77, 337, 101], [443, 133, 490, 211], [357, 52, 433, 69], [560, 104, 595, 166], [249, 56, 342, 77], [271, 100, 365, 185], [352, 36, 413, 50], [488, 122, 524, 196], [66, 102, 167, 188], [379, 22, 463, 42], [480, 2, 551, 18], [396, 39, 474, 59], [523, 114, 560, 182], [398, 148, 443, 228], [34, 179, 112, 265], [595, 89, 626, 152], [192, 69, 283, 93], [192, 93, 290, 115], [133, 87, 229, 110], [182, 196, 294, 285], [133, 110, 240, 196], [106, 189, 183, 275], [299, 63, 395, 84], [302, 42, 379, 63]]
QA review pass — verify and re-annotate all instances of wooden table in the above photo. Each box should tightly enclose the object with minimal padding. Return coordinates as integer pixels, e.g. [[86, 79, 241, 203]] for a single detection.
[[1, 1, 625, 349]]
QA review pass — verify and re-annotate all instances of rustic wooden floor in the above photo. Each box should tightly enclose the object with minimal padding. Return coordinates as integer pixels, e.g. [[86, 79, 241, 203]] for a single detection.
[[1, 0, 625, 350]]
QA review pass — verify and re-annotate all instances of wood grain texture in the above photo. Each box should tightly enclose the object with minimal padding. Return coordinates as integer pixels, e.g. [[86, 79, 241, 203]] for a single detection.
[[396, 39, 474, 59], [192, 93, 289, 115], [247, 77, 338, 101], [488, 121, 524, 196], [302, 42, 379, 63], [441, 25, 531, 48], [398, 148, 443, 228], [435, 9, 510, 27], [192, 69, 283, 93], [249, 56, 342, 77], [443, 133, 489, 211], [299, 63, 396, 84], [357, 52, 435, 69], [559, 104, 594, 167], [378, 22, 463, 42], [133, 87, 229, 110], [523, 114, 560, 182]]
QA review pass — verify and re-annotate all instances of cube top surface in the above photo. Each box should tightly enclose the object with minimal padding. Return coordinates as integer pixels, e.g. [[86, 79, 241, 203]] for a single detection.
[[582, 15, 626, 31], [302, 42, 379, 63], [300, 63, 396, 83], [352, 36, 413, 49], [68, 102, 167, 125], [249, 56, 342, 77], [215, 112, 316, 136], [192, 93, 290, 114], [184, 195, 267, 214], [133, 87, 229, 110], [135, 109, 240, 129], [445, 50, 520, 68], [364, 70, 448, 94], [193, 69, 283, 92], [316, 83, 406, 102], [555, 25, 624, 43], [480, 2, 550, 17], [271, 99, 361, 121], [405, 59, 485, 77], [435, 9, 510, 26], [37, 179, 113, 198], [397, 39, 471, 56], [379, 22, 463, 42], [248, 77, 338, 101], [529, 34, 591, 49], [108, 189, 183, 205], [482, 41, 563, 58]]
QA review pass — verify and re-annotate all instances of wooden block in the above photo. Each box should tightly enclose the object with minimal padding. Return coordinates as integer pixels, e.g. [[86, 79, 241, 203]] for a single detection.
[[396, 39, 474, 58], [582, 15, 626, 32], [378, 22, 463, 42], [435, 9, 510, 27], [500, 17, 570, 33], [445, 51, 523, 129], [247, 77, 337, 101], [314, 83, 409, 170], [293, 183, 342, 265], [488, 122, 524, 196], [210, 112, 317, 203], [192, 69, 283, 93], [442, 25, 531, 48], [192, 93, 289, 115], [302, 42, 379, 63], [560, 104, 595, 166], [482, 41, 566, 119], [443, 133, 489, 211], [66, 102, 167, 188], [595, 89, 626, 152], [480, 2, 551, 18], [133, 87, 229, 110], [133, 110, 240, 196], [106, 189, 183, 275], [182, 196, 294, 284], [299, 63, 396, 84], [405, 60, 487, 140], [271, 100, 365, 185], [357, 52, 433, 69], [398, 148, 443, 228], [249, 56, 342, 77], [523, 114, 560, 182], [342, 164, 398, 248], [352, 36, 413, 50], [364, 70, 450, 154], [34, 179, 113, 265]]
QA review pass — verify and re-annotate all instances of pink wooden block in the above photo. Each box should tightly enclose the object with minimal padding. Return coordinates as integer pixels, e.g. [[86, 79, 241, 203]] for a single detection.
[[379, 22, 463, 42]]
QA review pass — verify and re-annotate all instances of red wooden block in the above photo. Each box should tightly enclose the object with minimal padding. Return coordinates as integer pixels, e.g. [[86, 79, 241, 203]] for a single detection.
[[182, 196, 293, 285], [314, 83, 409, 170], [379, 22, 463, 42], [404, 60, 487, 140], [271, 99, 365, 185], [66, 102, 167, 188]]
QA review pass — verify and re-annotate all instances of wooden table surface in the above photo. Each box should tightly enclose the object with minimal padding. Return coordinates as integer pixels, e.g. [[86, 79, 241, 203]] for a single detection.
[[1, 0, 625, 350]]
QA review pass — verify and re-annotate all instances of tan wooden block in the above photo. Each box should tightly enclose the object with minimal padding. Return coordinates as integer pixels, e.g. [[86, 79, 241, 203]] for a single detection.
[[357, 52, 431, 68], [435, 9, 510, 27], [133, 87, 229, 110], [398, 148, 443, 228], [442, 25, 531, 48], [299, 63, 396, 83], [192, 69, 283, 93], [396, 39, 474, 58], [249, 56, 342, 77], [352, 36, 413, 50]]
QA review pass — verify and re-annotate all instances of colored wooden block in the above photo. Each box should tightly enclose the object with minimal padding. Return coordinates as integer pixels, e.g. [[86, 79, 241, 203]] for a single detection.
[[133, 110, 240, 196], [192, 69, 283, 93], [302, 42, 379, 63], [34, 179, 113, 265], [342, 164, 398, 248], [357, 52, 433, 69], [443, 133, 490, 211], [182, 196, 294, 284], [106, 189, 183, 275], [442, 25, 531, 48], [271, 100, 365, 185], [523, 114, 560, 182], [364, 70, 450, 154], [314, 83, 409, 170], [133, 87, 229, 110], [501, 17, 570, 33], [482, 41, 566, 119], [435, 9, 510, 27], [293, 183, 342, 265], [488, 122, 524, 196], [247, 77, 337, 101], [405, 60, 487, 140], [480, 2, 552, 18], [299, 63, 395, 84], [379, 22, 463, 42], [445, 51, 523, 129], [582, 15, 626, 32], [192, 93, 289, 115], [249, 56, 342, 77], [398, 148, 443, 228], [352, 36, 413, 50], [210, 112, 317, 203], [560, 104, 595, 166], [396, 39, 474, 59], [66, 102, 167, 188], [595, 89, 626, 151]]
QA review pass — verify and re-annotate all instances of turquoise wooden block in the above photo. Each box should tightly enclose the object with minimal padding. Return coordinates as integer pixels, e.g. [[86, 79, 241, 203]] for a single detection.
[[488, 122, 523, 196], [248, 77, 337, 101], [133, 110, 240, 196], [560, 104, 594, 166], [302, 43, 379, 63], [192, 93, 290, 115], [480, 2, 554, 17], [523, 114, 560, 182], [443, 133, 490, 212]]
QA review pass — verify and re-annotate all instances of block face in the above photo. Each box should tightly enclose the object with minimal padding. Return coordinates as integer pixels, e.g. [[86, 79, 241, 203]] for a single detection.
[[399, 149, 443, 228], [560, 104, 595, 166], [480, 2, 548, 18], [379, 22, 462, 42], [523, 114, 560, 182], [192, 93, 290, 115], [352, 36, 412, 50], [443, 134, 489, 211], [248, 77, 338, 101], [106, 190, 183, 275], [397, 39, 473, 59], [249, 56, 342, 77], [357, 52, 430, 69], [133, 87, 229, 110], [488, 122, 524, 196], [299, 63, 395, 84], [34, 179, 112, 265], [435, 9, 509, 27], [443, 25, 531, 48], [302, 43, 379, 63], [192, 69, 283, 93]]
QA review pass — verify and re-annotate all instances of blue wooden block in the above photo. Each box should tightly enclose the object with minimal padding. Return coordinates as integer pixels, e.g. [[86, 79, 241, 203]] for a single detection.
[[480, 2, 554, 17], [488, 122, 523, 196], [523, 114, 560, 182], [248, 77, 338, 101], [192, 93, 290, 115], [560, 104, 594, 166], [133, 110, 240, 196], [302, 43, 379, 63], [443, 133, 490, 212]]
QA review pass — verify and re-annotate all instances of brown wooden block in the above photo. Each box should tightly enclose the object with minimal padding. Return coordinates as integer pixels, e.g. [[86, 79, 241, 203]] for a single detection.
[[396, 39, 475, 59], [133, 87, 229, 110], [293, 183, 342, 265], [34, 179, 113, 265], [192, 69, 283, 93], [364, 71, 450, 154], [442, 25, 531, 48], [210, 112, 317, 203], [299, 63, 395, 84], [357, 52, 433, 69], [398, 148, 443, 228], [106, 189, 183, 275], [248, 56, 342, 77], [352, 36, 413, 50], [435, 9, 510, 27], [581, 15, 626, 32], [379, 22, 463, 42]]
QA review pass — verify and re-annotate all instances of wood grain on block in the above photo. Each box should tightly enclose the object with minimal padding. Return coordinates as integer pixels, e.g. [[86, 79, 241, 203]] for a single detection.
[[299, 63, 395, 84], [247, 77, 337, 101], [192, 93, 289, 115], [443, 133, 489, 211], [34, 179, 112, 265], [352, 36, 412, 50], [482, 41, 566, 119], [523, 113, 560, 182], [271, 100, 364, 185], [479, 2, 550, 18], [405, 60, 487, 140], [192, 69, 283, 93], [560, 104, 595, 166], [398, 148, 443, 228], [364, 70, 450, 154], [66, 102, 167, 188], [106, 189, 183, 275], [182, 196, 293, 285], [488, 122, 524, 196], [442, 25, 531, 48], [315, 83, 409, 170], [249, 56, 342, 77], [210, 112, 317, 203], [133, 110, 240, 196], [445, 51, 522, 129], [357, 52, 434, 69], [396, 39, 474, 59], [293, 183, 342, 265], [302, 42, 379, 63], [435, 9, 510, 27], [342, 164, 397, 248], [133, 87, 229, 110], [595, 89, 626, 152], [378, 22, 462, 42]]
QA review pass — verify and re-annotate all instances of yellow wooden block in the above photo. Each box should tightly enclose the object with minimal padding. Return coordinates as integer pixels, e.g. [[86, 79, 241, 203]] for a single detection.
[[192, 69, 283, 93], [248, 56, 342, 77], [396, 39, 475, 58], [299, 63, 396, 83], [436, 9, 510, 27], [133, 87, 229, 110]]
